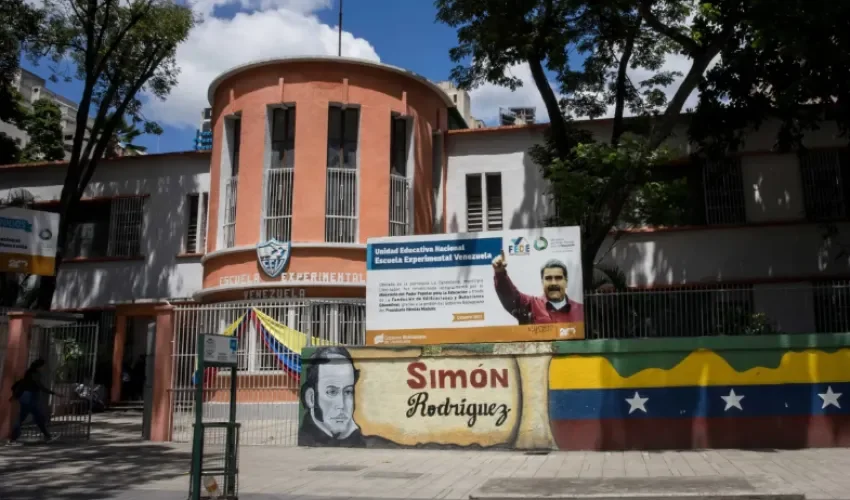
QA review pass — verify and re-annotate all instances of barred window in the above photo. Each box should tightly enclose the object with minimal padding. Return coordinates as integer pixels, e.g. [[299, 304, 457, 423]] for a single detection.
[[389, 114, 410, 236], [221, 117, 241, 248], [800, 149, 850, 221], [263, 107, 296, 241], [65, 197, 145, 258], [702, 157, 746, 225], [325, 106, 359, 243]]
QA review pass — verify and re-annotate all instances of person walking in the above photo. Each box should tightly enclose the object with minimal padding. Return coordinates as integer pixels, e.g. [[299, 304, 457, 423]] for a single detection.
[[7, 359, 59, 445]]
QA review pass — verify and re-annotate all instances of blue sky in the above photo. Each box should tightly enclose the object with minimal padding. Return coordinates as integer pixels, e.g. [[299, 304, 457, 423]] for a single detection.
[[22, 0, 692, 155], [22, 0, 553, 155]]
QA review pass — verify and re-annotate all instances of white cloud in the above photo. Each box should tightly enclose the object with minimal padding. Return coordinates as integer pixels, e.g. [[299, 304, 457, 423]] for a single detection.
[[145, 3, 379, 128], [468, 63, 552, 124], [468, 52, 716, 125]]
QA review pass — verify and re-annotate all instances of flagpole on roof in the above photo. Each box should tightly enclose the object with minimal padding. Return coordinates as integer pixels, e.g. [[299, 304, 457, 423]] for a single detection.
[[338, 0, 343, 57]]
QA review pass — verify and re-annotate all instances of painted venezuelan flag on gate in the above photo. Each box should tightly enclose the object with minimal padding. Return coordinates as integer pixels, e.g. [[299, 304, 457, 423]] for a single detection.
[[548, 349, 850, 450]]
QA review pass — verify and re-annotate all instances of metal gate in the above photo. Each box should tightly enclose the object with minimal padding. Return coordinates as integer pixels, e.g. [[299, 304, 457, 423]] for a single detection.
[[169, 299, 365, 446], [19, 322, 99, 441]]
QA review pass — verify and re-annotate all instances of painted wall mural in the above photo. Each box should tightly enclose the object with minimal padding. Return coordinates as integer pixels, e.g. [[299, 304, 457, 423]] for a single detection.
[[298, 343, 554, 449], [298, 335, 850, 450]]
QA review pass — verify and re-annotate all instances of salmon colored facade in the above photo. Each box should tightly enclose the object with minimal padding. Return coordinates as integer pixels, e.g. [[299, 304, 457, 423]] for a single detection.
[[201, 57, 452, 302]]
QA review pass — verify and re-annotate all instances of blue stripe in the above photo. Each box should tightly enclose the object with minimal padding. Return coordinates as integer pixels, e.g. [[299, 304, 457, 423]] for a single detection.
[[549, 382, 850, 420], [367, 237, 502, 271]]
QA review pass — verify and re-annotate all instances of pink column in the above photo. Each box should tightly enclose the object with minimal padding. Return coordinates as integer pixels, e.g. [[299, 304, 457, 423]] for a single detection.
[[150, 305, 174, 442], [110, 314, 127, 403], [0, 312, 34, 440]]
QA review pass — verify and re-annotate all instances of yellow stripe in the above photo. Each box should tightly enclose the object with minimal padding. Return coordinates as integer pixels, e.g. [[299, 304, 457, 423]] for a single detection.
[[0, 253, 55, 276], [366, 322, 585, 346], [549, 349, 850, 390]]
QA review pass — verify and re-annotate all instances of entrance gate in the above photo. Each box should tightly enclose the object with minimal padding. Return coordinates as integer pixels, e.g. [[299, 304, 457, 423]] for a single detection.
[[20, 322, 99, 441], [169, 299, 366, 446]]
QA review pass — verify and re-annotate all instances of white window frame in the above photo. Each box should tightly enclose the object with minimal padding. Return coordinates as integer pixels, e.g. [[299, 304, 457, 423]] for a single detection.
[[465, 172, 503, 232]]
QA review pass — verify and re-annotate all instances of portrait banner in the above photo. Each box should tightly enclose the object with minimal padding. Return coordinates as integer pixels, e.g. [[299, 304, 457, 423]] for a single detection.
[[365, 227, 584, 345]]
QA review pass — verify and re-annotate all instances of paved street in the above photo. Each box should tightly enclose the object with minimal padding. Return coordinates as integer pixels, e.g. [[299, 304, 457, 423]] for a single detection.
[[1, 414, 850, 499]]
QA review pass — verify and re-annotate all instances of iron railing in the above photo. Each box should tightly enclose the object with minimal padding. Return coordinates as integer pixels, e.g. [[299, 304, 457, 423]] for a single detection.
[[389, 173, 410, 236], [325, 167, 357, 243], [262, 168, 294, 242], [583, 281, 850, 339], [222, 176, 238, 248], [169, 299, 365, 446], [107, 197, 145, 257]]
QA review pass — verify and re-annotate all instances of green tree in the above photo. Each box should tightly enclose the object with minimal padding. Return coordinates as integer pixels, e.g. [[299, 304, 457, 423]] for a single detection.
[[435, 0, 850, 284], [0, 0, 45, 163], [21, 98, 66, 162], [30, 0, 194, 308], [102, 114, 154, 158]]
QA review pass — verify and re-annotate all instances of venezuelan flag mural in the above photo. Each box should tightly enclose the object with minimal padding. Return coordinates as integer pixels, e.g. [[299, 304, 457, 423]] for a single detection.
[[193, 308, 335, 387], [548, 348, 850, 450]]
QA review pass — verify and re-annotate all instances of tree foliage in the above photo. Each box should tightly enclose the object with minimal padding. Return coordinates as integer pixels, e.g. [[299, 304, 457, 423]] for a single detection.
[[435, 0, 850, 284], [29, 0, 194, 308], [0, 0, 45, 162], [21, 98, 66, 162]]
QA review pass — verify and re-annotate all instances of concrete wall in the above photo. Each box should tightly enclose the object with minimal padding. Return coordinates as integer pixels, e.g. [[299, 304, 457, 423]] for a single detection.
[[0, 153, 210, 309], [299, 335, 850, 450]]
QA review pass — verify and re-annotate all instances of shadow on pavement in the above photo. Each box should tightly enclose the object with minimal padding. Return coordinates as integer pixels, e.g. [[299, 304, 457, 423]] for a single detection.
[[0, 416, 192, 500]]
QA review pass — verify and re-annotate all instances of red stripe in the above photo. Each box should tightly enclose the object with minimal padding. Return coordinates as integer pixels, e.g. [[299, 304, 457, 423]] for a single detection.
[[551, 416, 850, 450]]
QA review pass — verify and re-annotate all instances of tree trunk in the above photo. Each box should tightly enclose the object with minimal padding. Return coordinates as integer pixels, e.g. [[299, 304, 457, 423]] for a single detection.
[[34, 189, 76, 310]]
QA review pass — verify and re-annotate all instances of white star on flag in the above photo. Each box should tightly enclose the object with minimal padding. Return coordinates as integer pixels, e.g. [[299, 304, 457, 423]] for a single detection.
[[720, 388, 745, 411], [819, 386, 842, 409], [625, 391, 649, 414]]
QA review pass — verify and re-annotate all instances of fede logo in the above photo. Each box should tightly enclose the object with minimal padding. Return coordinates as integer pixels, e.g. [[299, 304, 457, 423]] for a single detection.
[[507, 237, 531, 256]]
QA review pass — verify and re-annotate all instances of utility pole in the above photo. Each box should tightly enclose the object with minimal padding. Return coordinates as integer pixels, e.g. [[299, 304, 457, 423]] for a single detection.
[[338, 0, 343, 57]]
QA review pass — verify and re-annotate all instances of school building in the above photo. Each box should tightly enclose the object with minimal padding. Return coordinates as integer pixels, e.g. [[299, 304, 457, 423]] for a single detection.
[[1, 56, 850, 447]]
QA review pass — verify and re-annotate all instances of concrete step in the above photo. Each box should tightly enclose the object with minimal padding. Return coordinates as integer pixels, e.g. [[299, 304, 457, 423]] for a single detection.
[[469, 477, 805, 500]]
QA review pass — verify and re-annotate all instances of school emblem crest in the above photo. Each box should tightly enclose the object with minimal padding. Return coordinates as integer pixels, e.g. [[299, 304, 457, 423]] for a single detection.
[[256, 239, 291, 278]]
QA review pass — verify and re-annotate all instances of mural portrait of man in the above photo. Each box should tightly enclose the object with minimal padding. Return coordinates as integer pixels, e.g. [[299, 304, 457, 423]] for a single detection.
[[299, 346, 366, 447], [492, 251, 584, 325]]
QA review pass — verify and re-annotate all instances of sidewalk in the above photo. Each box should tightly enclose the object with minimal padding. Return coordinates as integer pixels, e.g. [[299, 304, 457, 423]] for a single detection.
[[1, 416, 849, 499]]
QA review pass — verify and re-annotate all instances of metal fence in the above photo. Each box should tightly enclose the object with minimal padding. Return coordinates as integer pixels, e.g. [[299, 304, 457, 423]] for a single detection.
[[262, 167, 294, 242], [169, 299, 366, 446], [19, 322, 99, 441], [583, 282, 850, 339], [389, 173, 410, 236]]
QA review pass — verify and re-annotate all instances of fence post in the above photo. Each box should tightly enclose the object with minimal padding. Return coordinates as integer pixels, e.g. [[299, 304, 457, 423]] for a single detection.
[[0, 311, 34, 440], [110, 314, 127, 403], [150, 305, 174, 442]]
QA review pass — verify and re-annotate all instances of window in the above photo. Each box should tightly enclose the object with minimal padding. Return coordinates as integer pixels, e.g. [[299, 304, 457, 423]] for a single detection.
[[64, 197, 145, 258], [800, 149, 850, 221], [813, 280, 850, 333], [702, 157, 746, 225], [185, 193, 209, 254], [389, 115, 410, 236], [234, 303, 366, 372], [264, 107, 296, 241], [465, 173, 503, 232], [230, 117, 241, 177], [221, 117, 241, 248], [325, 106, 359, 243]]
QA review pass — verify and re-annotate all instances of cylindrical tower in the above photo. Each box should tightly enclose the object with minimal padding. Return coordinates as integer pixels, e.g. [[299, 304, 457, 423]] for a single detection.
[[199, 57, 452, 302]]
